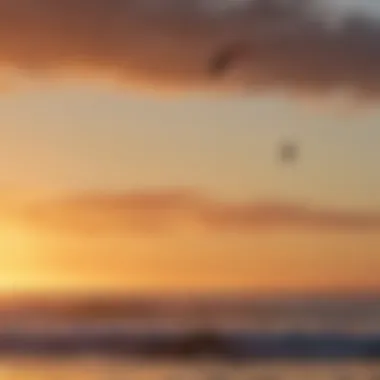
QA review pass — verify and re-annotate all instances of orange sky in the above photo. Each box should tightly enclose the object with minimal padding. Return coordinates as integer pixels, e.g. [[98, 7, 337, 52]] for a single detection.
[[1, 0, 380, 296], [1, 191, 380, 295]]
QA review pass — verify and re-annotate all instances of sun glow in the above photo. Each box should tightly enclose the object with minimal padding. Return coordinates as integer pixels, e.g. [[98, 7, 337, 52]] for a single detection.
[[0, 221, 43, 292]]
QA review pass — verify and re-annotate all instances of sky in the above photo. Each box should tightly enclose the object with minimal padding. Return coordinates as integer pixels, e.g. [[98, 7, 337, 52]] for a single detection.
[[1, 0, 380, 296]]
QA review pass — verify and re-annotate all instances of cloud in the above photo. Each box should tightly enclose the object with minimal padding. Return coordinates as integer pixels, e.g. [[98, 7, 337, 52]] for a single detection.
[[13, 189, 380, 235], [1, 0, 380, 97]]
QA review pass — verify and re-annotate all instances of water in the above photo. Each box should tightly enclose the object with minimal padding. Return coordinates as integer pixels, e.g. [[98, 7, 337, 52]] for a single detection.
[[4, 296, 380, 334], [0, 358, 380, 380], [1, 297, 380, 377]]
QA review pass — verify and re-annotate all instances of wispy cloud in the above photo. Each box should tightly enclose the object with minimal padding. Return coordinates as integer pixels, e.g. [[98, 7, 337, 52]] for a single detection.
[[10, 189, 380, 234], [0, 0, 380, 97]]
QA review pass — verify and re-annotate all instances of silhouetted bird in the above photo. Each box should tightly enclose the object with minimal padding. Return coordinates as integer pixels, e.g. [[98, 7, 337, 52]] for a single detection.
[[209, 43, 249, 77], [279, 141, 299, 164]]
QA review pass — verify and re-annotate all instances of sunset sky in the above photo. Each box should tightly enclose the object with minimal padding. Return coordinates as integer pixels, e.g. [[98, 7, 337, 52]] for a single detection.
[[1, 0, 380, 295]]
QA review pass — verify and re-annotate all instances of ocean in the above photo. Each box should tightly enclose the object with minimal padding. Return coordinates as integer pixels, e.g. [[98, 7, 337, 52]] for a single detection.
[[0, 359, 379, 380], [1, 296, 380, 378]]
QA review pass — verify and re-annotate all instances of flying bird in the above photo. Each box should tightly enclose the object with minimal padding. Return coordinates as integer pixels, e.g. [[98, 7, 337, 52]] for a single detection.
[[279, 141, 299, 164], [208, 43, 250, 77]]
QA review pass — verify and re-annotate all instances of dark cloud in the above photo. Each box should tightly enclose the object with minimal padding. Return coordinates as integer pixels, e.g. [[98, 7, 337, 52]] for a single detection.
[[15, 189, 380, 234], [0, 0, 380, 97]]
